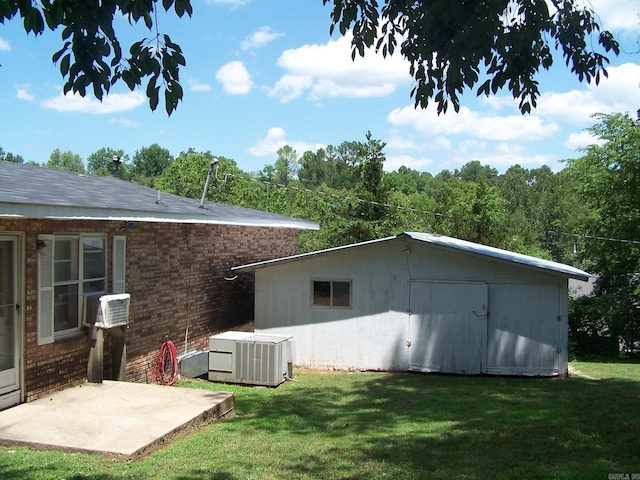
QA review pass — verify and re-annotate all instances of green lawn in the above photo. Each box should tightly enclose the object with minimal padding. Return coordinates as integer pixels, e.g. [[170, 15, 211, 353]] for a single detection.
[[1, 361, 639, 479]]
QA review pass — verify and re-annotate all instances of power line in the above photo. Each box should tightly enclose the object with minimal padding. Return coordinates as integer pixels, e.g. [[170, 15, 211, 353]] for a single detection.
[[214, 168, 639, 247]]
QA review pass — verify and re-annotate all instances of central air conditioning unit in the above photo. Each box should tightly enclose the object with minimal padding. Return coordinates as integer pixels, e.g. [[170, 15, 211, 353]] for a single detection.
[[208, 331, 294, 387], [82, 293, 131, 328]]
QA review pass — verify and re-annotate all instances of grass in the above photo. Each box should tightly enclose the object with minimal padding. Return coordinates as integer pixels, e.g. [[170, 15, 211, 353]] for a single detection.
[[1, 361, 639, 479]]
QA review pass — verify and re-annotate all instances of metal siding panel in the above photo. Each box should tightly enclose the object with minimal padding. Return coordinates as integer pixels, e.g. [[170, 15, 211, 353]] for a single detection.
[[486, 283, 562, 375], [254, 248, 410, 371], [408, 281, 488, 374]]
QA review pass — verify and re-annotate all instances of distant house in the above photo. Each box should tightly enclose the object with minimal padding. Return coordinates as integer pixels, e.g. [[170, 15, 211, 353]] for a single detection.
[[233, 232, 591, 377], [0, 161, 318, 409]]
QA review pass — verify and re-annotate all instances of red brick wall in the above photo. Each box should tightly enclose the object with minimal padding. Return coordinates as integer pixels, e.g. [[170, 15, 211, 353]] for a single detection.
[[0, 218, 299, 401]]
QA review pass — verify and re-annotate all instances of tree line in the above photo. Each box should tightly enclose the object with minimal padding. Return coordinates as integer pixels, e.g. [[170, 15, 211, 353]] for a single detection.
[[2, 113, 638, 356]]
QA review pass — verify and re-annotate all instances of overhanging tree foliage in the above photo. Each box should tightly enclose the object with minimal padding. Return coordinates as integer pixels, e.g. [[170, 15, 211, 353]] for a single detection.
[[0, 0, 190, 115], [1, 0, 619, 115], [325, 0, 619, 113]]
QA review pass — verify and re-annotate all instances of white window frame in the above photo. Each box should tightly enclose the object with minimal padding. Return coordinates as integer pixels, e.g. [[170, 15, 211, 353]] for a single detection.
[[38, 233, 121, 345], [311, 279, 352, 308]]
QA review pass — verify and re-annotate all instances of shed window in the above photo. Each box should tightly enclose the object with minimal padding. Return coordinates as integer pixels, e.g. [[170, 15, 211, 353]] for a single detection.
[[312, 280, 351, 308]]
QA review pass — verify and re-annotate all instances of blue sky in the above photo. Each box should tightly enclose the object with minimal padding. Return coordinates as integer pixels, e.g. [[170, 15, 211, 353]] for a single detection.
[[1, 0, 639, 176]]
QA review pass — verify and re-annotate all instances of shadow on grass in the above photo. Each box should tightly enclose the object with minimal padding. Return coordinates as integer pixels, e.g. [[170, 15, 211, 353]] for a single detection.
[[181, 372, 640, 479], [1, 372, 639, 479]]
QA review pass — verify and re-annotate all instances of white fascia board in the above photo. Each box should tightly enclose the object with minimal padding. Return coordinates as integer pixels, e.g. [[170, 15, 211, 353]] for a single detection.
[[0, 203, 320, 230]]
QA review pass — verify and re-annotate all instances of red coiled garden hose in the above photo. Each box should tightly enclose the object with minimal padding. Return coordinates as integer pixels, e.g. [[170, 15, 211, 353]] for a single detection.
[[150, 338, 179, 385]]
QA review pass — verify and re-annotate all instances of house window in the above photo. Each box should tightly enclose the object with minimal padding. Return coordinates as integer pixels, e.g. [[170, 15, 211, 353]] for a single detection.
[[39, 235, 107, 342], [54, 236, 106, 336], [312, 280, 351, 308]]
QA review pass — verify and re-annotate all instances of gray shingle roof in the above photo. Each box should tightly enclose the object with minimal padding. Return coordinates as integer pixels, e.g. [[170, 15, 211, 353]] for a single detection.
[[0, 161, 319, 230]]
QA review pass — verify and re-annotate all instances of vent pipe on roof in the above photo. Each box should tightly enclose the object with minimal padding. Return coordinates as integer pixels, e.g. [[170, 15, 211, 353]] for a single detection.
[[199, 157, 219, 208]]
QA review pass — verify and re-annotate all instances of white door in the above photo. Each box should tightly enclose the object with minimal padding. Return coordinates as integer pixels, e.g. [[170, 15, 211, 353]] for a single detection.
[[0, 236, 21, 409], [408, 281, 488, 374]]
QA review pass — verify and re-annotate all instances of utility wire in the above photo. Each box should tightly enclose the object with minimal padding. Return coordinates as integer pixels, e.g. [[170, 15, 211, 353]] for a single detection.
[[213, 168, 639, 247]]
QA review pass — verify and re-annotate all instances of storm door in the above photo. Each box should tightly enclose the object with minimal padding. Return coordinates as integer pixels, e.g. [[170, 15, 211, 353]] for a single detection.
[[408, 281, 488, 374], [0, 236, 21, 408]]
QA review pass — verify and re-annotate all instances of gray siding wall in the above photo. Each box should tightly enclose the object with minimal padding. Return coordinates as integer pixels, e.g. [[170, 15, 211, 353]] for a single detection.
[[254, 238, 569, 376]]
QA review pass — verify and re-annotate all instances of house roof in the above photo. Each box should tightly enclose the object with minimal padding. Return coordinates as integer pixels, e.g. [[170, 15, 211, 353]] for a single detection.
[[232, 231, 591, 281], [0, 161, 319, 230]]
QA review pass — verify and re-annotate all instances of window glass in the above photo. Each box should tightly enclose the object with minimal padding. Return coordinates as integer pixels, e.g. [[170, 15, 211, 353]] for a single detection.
[[313, 280, 351, 308], [49, 235, 106, 336], [83, 279, 106, 294], [313, 281, 331, 306], [54, 238, 78, 282], [54, 284, 79, 332], [333, 281, 351, 307], [83, 237, 105, 280]]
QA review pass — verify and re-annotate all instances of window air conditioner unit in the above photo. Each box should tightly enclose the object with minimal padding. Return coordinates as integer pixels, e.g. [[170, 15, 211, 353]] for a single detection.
[[208, 331, 294, 387], [83, 293, 131, 328]]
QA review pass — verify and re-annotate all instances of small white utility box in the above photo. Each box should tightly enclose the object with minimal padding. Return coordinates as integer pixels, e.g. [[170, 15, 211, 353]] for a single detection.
[[83, 293, 131, 328], [208, 331, 294, 387]]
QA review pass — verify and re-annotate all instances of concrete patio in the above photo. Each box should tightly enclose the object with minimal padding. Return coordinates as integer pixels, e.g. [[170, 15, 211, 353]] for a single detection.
[[0, 381, 235, 460]]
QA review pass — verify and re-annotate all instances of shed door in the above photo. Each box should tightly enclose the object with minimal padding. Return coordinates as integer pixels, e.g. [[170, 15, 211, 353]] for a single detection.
[[408, 281, 488, 374]]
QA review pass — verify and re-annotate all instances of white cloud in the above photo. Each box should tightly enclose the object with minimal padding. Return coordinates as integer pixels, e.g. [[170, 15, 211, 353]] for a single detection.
[[269, 75, 314, 103], [387, 135, 451, 154], [216, 61, 252, 95], [189, 80, 211, 92], [385, 154, 434, 172], [0, 36, 10, 51], [564, 131, 605, 151], [269, 31, 411, 102], [452, 140, 558, 171], [478, 95, 518, 111], [248, 127, 324, 158], [536, 63, 640, 124], [387, 105, 559, 142], [588, 0, 640, 33], [241, 26, 283, 50], [108, 118, 140, 127], [16, 88, 35, 102], [42, 91, 146, 114]]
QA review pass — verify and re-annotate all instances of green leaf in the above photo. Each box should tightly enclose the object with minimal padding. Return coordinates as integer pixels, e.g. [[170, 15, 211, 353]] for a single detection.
[[52, 42, 70, 63], [149, 85, 160, 111], [60, 53, 71, 76], [146, 74, 159, 98]]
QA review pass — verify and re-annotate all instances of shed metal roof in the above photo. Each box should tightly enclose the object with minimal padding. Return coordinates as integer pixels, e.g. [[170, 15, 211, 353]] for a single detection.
[[0, 161, 319, 230], [232, 231, 591, 281]]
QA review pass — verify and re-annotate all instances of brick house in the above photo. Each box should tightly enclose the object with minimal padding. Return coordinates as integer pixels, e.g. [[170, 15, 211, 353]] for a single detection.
[[0, 161, 318, 409]]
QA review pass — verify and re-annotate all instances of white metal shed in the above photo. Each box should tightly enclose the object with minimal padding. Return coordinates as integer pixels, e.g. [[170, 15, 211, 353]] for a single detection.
[[232, 232, 591, 377]]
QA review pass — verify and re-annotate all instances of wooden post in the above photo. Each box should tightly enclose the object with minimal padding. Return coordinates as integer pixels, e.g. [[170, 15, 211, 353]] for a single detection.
[[110, 326, 127, 381], [87, 327, 104, 383]]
